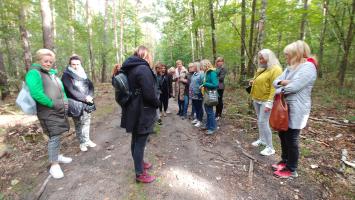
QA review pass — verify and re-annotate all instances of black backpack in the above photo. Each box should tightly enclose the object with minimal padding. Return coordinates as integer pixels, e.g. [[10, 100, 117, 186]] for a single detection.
[[112, 71, 131, 106]]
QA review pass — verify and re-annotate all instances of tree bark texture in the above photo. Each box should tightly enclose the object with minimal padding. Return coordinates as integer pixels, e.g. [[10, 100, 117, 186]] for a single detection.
[[113, 0, 119, 64], [101, 0, 109, 83], [239, 0, 246, 83], [86, 0, 95, 81], [257, 0, 267, 51], [300, 0, 308, 40], [19, 2, 32, 72], [209, 0, 217, 63], [191, 0, 200, 60], [0, 52, 10, 100], [40, 0, 54, 50], [247, 0, 257, 77], [119, 0, 125, 64], [318, 0, 329, 78], [68, 0, 76, 54]]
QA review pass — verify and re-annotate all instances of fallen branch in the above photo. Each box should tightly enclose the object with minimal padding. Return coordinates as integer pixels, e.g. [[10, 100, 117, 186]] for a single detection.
[[202, 148, 229, 162], [341, 149, 355, 169], [34, 175, 51, 200], [309, 117, 351, 126], [248, 159, 254, 186]]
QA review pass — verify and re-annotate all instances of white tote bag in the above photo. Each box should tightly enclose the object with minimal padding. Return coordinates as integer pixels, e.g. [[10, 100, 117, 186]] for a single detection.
[[16, 82, 37, 115]]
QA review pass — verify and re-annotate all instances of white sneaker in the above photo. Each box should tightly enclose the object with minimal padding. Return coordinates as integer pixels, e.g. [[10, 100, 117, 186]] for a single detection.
[[166, 110, 171, 114], [251, 139, 265, 147], [86, 140, 97, 148], [49, 164, 64, 179], [80, 143, 88, 152], [194, 121, 201, 127], [215, 117, 220, 121], [192, 119, 198, 124], [58, 154, 72, 164], [260, 147, 275, 156]]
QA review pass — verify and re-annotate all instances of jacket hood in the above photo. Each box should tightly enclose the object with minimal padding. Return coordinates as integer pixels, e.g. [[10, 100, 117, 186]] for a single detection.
[[63, 66, 87, 81], [121, 56, 150, 72]]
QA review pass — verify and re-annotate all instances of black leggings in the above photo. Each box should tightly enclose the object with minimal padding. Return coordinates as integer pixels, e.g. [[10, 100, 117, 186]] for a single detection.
[[131, 133, 149, 175], [159, 94, 169, 112], [278, 128, 300, 172], [215, 89, 224, 117]]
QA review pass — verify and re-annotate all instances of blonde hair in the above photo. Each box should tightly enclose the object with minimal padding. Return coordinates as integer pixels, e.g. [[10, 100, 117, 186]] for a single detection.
[[176, 60, 183, 65], [283, 41, 309, 68], [215, 57, 224, 65], [35, 49, 55, 62], [134, 45, 152, 66], [201, 59, 213, 71], [258, 49, 281, 68]]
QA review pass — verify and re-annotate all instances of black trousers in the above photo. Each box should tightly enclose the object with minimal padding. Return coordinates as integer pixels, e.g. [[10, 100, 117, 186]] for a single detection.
[[278, 128, 300, 172], [215, 89, 224, 117], [131, 133, 149, 175], [159, 94, 169, 112]]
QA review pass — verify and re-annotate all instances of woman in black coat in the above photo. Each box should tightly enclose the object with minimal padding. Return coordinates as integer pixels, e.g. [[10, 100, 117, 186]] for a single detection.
[[120, 46, 160, 183], [62, 55, 96, 152]]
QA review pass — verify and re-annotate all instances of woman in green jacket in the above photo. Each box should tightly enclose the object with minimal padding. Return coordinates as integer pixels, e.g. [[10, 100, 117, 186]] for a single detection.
[[25, 49, 71, 179], [249, 49, 282, 156], [200, 59, 219, 135]]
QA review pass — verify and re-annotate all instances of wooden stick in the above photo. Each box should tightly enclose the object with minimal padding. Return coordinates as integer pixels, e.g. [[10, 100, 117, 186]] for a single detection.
[[34, 175, 51, 200], [248, 159, 254, 186]]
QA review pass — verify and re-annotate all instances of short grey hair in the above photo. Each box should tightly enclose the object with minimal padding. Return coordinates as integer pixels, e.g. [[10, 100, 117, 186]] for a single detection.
[[194, 62, 201, 71]]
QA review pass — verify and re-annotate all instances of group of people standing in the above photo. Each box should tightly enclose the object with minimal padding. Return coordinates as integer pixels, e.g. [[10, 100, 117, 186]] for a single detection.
[[25, 39, 317, 184]]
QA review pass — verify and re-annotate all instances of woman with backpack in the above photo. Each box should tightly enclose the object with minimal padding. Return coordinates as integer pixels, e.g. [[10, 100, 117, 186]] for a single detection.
[[25, 49, 71, 179], [62, 55, 96, 152], [272, 41, 317, 178], [120, 46, 160, 183]]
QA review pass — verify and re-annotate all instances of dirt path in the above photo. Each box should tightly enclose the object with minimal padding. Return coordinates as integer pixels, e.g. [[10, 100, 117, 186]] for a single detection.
[[37, 94, 325, 200]]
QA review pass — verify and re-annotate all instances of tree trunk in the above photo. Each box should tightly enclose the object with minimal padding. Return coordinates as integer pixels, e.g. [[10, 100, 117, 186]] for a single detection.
[[113, 0, 119, 64], [86, 0, 95, 81], [247, 0, 257, 77], [68, 0, 76, 54], [257, 0, 267, 51], [300, 0, 308, 40], [101, 0, 109, 83], [209, 0, 217, 63], [276, 32, 282, 58], [239, 0, 246, 83], [19, 2, 32, 72], [40, 0, 54, 50], [119, 0, 125, 63], [338, 0, 355, 88], [318, 0, 329, 78], [51, 0, 56, 45], [0, 51, 10, 100], [191, 0, 200, 60], [199, 28, 205, 59]]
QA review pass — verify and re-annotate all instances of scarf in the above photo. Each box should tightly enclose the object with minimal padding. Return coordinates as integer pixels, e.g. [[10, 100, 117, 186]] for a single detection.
[[68, 65, 87, 79]]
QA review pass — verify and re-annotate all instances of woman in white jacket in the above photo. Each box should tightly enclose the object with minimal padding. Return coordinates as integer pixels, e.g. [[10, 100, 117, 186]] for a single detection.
[[272, 40, 317, 178]]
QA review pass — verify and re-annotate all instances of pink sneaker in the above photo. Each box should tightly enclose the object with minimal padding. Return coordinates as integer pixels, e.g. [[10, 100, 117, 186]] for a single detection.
[[272, 162, 286, 171], [143, 161, 152, 170], [273, 168, 298, 178], [136, 172, 156, 183]]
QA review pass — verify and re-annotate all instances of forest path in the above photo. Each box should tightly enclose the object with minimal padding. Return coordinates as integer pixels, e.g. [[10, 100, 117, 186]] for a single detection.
[[35, 84, 324, 200]]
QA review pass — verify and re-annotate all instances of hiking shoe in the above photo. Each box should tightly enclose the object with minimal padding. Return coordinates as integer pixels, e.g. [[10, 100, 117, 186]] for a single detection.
[[49, 164, 64, 179], [251, 139, 266, 147], [58, 154, 72, 164], [157, 119, 163, 125], [272, 162, 286, 171], [274, 168, 298, 178], [260, 147, 275, 156], [80, 143, 88, 152], [136, 172, 156, 183], [194, 121, 201, 128], [144, 161, 153, 170], [192, 119, 198, 124], [206, 130, 215, 135], [162, 112, 167, 117], [166, 110, 171, 114], [86, 140, 97, 148]]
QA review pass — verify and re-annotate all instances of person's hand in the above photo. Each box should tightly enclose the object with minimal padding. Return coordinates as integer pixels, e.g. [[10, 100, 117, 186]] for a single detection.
[[280, 80, 290, 86], [86, 96, 94, 103], [249, 80, 254, 86], [199, 85, 203, 89]]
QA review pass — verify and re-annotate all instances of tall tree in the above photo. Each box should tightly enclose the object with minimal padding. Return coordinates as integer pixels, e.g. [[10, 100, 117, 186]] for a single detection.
[[86, 0, 95, 81], [300, 0, 308, 40], [209, 0, 217, 63], [19, 1, 32, 72], [247, 0, 257, 77], [0, 51, 10, 100], [318, 0, 329, 78], [113, 0, 119, 64], [68, 0, 76, 54], [119, 0, 125, 63], [338, 0, 354, 88], [239, 0, 246, 83], [40, 0, 54, 49], [101, 0, 109, 83], [191, 0, 200, 60], [257, 0, 267, 51]]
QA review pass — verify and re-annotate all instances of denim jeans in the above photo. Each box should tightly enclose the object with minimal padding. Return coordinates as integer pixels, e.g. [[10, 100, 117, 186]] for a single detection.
[[278, 128, 300, 172], [253, 101, 273, 149], [192, 99, 203, 121], [73, 111, 91, 144], [178, 99, 184, 116], [48, 135, 61, 162], [131, 133, 150, 175], [204, 104, 216, 131], [190, 99, 196, 118], [182, 95, 189, 117]]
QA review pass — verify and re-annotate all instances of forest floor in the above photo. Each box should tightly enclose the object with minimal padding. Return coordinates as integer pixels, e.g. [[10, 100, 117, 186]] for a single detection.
[[0, 82, 354, 200]]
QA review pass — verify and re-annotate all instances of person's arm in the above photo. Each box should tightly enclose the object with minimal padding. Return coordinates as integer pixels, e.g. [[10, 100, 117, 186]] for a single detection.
[[137, 66, 160, 107], [25, 70, 54, 108], [264, 67, 283, 109], [203, 71, 219, 89], [219, 67, 227, 82], [283, 63, 317, 94], [61, 74, 87, 102], [273, 68, 287, 88]]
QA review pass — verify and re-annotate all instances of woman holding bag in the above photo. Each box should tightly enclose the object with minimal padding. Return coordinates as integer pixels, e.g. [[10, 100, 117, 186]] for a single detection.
[[272, 41, 317, 178], [250, 49, 282, 156]]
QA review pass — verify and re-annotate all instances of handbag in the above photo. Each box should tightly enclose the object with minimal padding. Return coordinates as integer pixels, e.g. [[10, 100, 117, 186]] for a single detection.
[[245, 69, 267, 94], [16, 82, 37, 115], [269, 93, 289, 131], [203, 89, 218, 106]]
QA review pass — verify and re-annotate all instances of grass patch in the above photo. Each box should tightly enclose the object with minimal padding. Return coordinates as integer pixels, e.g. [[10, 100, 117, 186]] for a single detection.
[[300, 147, 312, 158]]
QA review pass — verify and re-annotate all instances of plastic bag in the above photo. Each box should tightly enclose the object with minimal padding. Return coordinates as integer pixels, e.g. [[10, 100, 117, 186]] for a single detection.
[[16, 82, 37, 115]]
